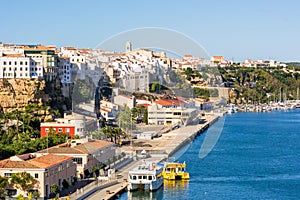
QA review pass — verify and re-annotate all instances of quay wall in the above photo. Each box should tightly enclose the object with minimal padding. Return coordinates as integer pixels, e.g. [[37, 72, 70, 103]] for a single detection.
[[168, 115, 220, 158]]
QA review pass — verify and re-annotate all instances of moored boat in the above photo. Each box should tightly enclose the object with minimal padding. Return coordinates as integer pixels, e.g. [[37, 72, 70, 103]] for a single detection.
[[162, 161, 189, 180], [127, 161, 163, 191]]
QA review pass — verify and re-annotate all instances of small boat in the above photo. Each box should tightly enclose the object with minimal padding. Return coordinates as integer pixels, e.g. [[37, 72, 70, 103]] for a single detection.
[[127, 161, 163, 191], [162, 161, 189, 180]]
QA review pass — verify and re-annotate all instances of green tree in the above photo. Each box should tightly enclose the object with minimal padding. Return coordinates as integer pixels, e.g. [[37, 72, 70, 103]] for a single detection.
[[0, 175, 8, 199], [50, 184, 60, 197], [11, 172, 37, 195], [117, 105, 135, 139]]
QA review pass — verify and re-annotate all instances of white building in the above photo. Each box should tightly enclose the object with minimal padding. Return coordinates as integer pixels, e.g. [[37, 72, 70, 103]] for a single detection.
[[0, 153, 76, 199], [147, 96, 198, 126], [0, 54, 43, 79], [37, 138, 116, 179]]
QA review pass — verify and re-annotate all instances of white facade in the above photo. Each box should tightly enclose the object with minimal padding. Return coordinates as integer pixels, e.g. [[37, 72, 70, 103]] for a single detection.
[[122, 71, 150, 93], [0, 55, 43, 79], [58, 57, 72, 83], [148, 103, 198, 126]]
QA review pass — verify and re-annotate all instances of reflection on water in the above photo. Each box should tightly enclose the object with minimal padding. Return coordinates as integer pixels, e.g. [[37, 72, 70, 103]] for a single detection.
[[125, 180, 189, 199], [127, 187, 164, 200], [163, 180, 189, 191]]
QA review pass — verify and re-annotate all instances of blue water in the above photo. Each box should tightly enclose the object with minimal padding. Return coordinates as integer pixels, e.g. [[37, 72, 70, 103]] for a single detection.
[[119, 110, 300, 199]]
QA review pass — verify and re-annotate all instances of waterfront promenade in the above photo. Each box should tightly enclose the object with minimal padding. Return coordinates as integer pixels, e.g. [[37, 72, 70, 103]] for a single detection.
[[73, 111, 222, 200]]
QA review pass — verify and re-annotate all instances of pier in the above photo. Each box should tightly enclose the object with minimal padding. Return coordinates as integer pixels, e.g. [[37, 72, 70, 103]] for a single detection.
[[71, 112, 222, 200]]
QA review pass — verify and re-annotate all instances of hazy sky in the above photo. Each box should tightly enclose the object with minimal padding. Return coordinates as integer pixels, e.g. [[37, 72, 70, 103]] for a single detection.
[[1, 0, 299, 61]]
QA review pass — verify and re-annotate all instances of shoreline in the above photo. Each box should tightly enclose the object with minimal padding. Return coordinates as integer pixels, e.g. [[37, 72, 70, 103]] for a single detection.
[[81, 111, 224, 200]]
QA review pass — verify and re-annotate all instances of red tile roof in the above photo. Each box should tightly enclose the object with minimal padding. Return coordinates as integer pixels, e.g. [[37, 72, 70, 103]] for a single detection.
[[0, 154, 72, 169], [155, 98, 184, 107], [28, 154, 72, 168]]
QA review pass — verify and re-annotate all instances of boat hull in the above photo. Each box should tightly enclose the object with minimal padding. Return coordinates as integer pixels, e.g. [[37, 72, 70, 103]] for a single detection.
[[127, 176, 163, 191]]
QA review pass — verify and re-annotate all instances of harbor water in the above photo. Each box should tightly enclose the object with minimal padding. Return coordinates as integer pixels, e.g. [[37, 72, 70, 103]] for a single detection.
[[119, 109, 300, 199]]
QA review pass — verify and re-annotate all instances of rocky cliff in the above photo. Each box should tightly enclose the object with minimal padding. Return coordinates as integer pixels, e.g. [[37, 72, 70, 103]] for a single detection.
[[0, 78, 70, 119]]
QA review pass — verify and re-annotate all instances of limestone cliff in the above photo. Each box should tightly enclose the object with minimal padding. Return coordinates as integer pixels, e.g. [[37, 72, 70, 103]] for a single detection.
[[0, 78, 70, 120]]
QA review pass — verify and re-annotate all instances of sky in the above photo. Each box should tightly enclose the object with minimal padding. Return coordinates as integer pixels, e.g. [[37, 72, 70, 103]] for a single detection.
[[1, 0, 300, 62]]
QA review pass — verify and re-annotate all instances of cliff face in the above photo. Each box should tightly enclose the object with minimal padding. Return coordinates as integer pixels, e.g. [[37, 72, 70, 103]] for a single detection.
[[0, 79, 48, 113]]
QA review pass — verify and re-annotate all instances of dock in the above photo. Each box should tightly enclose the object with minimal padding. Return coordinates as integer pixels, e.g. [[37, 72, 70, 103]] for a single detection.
[[73, 112, 223, 200]]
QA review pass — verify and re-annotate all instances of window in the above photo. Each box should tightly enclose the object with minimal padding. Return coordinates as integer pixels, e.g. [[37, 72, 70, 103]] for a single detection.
[[45, 128, 49, 133], [6, 189, 17, 196], [66, 128, 70, 133], [72, 157, 83, 164], [9, 61, 11, 65], [138, 176, 142, 180], [143, 175, 147, 179], [3, 61, 6, 65], [34, 173, 39, 178], [132, 175, 136, 180], [25, 61, 28, 65], [4, 173, 13, 177], [58, 128, 63, 132], [20, 67, 23, 71], [20, 61, 23, 65], [148, 176, 152, 180], [14, 61, 17, 65]]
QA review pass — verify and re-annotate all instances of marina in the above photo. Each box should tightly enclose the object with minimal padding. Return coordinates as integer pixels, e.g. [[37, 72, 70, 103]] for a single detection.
[[119, 109, 300, 199], [82, 111, 222, 199]]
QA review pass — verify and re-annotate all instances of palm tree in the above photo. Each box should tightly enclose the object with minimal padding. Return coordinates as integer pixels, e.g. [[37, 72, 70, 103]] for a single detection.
[[112, 127, 124, 144], [100, 126, 114, 142], [117, 105, 135, 139]]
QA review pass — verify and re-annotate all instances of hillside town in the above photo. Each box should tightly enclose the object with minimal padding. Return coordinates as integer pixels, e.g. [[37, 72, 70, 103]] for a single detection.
[[0, 41, 299, 199]]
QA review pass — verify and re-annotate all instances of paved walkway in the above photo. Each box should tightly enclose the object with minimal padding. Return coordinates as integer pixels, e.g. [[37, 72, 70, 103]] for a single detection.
[[86, 155, 165, 200], [74, 113, 222, 199]]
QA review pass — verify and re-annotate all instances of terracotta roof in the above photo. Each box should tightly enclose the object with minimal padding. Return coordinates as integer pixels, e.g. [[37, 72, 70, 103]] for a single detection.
[[28, 154, 72, 168], [2, 53, 24, 57], [23, 45, 56, 51], [0, 154, 72, 169], [74, 140, 114, 154], [38, 140, 114, 155], [0, 159, 39, 169], [155, 98, 184, 107], [211, 56, 224, 61], [38, 146, 85, 154]]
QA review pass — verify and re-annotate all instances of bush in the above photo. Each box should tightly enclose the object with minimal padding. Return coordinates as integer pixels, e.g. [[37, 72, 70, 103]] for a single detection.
[[62, 179, 70, 189]]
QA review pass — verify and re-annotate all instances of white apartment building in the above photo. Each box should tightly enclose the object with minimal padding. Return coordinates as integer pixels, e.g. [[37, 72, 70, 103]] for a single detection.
[[147, 96, 198, 126], [122, 70, 150, 93], [0, 54, 43, 79], [100, 100, 118, 123]]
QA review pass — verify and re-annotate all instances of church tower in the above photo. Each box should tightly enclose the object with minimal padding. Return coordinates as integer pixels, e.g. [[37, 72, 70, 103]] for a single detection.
[[126, 41, 132, 53]]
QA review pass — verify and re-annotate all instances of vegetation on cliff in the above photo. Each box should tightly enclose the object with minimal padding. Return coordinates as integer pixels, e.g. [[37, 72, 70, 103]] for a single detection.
[[0, 103, 67, 160], [218, 66, 300, 103]]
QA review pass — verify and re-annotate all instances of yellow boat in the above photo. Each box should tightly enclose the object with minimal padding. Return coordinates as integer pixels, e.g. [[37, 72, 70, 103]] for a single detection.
[[162, 161, 189, 180]]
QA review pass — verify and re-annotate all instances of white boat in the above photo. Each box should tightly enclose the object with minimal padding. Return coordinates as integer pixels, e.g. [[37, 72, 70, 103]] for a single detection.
[[127, 161, 163, 191]]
